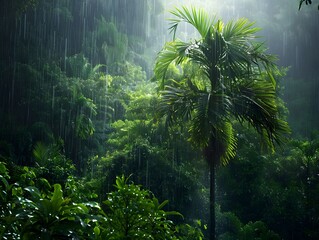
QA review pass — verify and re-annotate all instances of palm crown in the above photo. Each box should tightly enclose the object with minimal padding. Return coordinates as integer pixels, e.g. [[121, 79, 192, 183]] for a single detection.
[[155, 6, 290, 165]]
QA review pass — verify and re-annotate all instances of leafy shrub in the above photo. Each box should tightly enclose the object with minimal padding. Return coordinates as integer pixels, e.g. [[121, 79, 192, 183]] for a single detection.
[[101, 175, 182, 239]]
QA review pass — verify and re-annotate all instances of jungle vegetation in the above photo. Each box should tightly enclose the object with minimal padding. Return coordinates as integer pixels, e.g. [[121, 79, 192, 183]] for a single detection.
[[0, 0, 318, 239]]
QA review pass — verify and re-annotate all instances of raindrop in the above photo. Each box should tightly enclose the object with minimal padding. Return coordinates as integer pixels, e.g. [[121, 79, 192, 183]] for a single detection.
[[24, 14, 27, 39], [64, 37, 68, 70]]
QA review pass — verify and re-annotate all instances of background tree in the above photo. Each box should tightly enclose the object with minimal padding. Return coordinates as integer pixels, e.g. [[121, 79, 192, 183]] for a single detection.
[[154, 6, 290, 240]]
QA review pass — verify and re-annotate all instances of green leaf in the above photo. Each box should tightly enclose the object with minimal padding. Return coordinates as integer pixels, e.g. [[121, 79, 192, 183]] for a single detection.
[[94, 226, 101, 236], [0, 175, 9, 190], [50, 184, 63, 211], [165, 211, 184, 219], [24, 186, 42, 200], [0, 162, 8, 175], [157, 199, 169, 210], [84, 201, 101, 209], [169, 6, 212, 39]]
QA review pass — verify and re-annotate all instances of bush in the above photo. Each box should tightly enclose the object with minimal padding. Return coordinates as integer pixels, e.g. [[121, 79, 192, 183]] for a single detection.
[[101, 175, 182, 239]]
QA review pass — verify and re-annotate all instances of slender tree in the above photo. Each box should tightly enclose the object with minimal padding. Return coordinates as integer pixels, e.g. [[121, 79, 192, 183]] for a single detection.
[[154, 6, 290, 240]]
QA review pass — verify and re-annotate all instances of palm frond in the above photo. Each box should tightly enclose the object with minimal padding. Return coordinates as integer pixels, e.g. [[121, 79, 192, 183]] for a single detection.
[[169, 6, 212, 39], [219, 122, 237, 165], [231, 79, 275, 117], [223, 18, 259, 42], [187, 43, 211, 75], [192, 120, 237, 165], [154, 41, 190, 87], [189, 92, 212, 148], [158, 82, 198, 127], [221, 19, 278, 84], [189, 89, 234, 150], [231, 79, 290, 148], [242, 42, 278, 87], [268, 118, 291, 146]]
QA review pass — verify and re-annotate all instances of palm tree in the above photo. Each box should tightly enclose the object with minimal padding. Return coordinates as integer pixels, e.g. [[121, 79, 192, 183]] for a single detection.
[[154, 6, 290, 240]]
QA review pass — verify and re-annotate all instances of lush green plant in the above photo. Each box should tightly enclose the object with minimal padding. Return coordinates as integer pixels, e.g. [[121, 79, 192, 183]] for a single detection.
[[0, 161, 101, 239], [101, 175, 182, 239], [16, 184, 100, 239]]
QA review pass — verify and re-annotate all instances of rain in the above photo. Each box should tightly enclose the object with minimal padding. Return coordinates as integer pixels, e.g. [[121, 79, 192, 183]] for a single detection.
[[0, 0, 319, 239]]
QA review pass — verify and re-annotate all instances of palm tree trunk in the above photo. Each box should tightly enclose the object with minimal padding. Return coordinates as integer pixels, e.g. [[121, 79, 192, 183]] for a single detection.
[[209, 154, 216, 240], [205, 139, 218, 240]]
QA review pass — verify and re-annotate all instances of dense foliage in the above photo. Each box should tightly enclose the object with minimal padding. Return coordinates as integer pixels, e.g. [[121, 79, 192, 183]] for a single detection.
[[0, 162, 205, 239], [0, 0, 319, 239]]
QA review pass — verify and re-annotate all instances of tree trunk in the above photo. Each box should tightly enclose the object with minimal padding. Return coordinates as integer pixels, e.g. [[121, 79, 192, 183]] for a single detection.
[[204, 138, 219, 240], [209, 154, 216, 240], [204, 136, 221, 240]]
